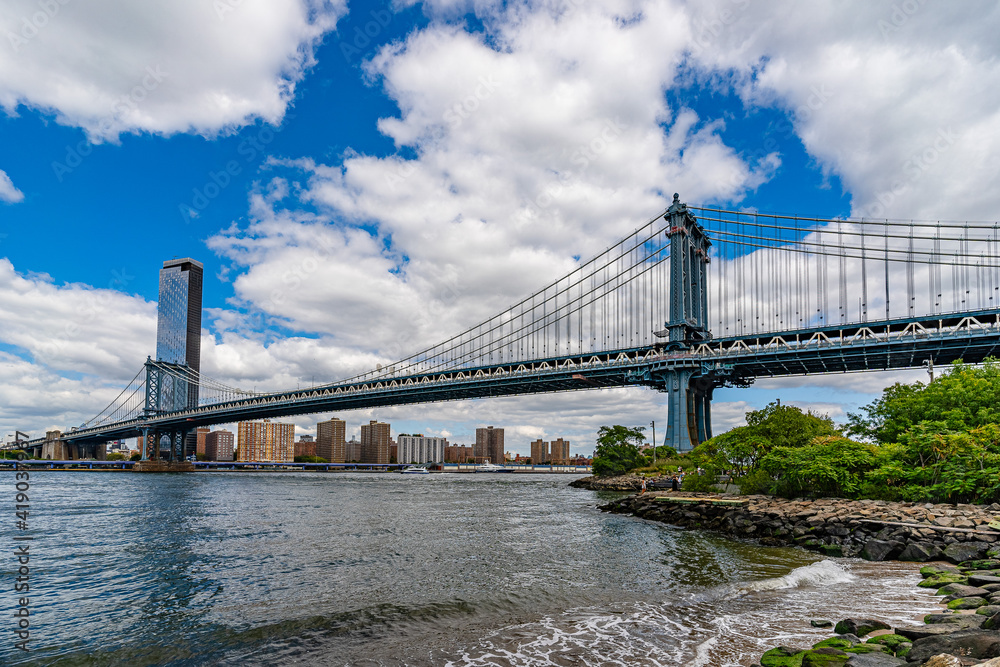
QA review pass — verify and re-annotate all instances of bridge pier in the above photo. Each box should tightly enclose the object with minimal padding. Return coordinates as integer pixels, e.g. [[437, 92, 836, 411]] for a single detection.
[[656, 367, 716, 453]]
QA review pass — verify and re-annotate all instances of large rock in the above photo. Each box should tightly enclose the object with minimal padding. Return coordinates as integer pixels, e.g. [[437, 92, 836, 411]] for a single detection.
[[924, 613, 987, 629], [895, 624, 970, 640], [801, 647, 850, 666], [921, 563, 963, 577], [843, 654, 905, 666], [979, 606, 1000, 617], [945, 542, 990, 564], [834, 619, 890, 637], [906, 629, 1000, 664], [919, 655, 962, 667], [760, 645, 805, 666], [971, 575, 1000, 587], [947, 596, 989, 610], [900, 542, 943, 562], [860, 539, 902, 562], [920, 572, 969, 588], [961, 560, 1000, 571], [939, 583, 990, 598]]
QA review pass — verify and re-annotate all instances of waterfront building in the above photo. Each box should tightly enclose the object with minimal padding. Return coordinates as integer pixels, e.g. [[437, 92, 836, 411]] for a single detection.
[[293, 436, 317, 459], [361, 420, 391, 464], [475, 426, 505, 463], [444, 445, 474, 463], [346, 438, 362, 462], [195, 427, 210, 457], [154, 258, 203, 412], [398, 435, 447, 464], [316, 418, 346, 462], [237, 421, 294, 463], [205, 429, 235, 461], [550, 438, 570, 465], [530, 438, 548, 464]]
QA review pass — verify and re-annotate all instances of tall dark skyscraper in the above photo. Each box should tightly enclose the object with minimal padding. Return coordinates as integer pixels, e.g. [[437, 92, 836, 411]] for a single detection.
[[155, 258, 203, 412]]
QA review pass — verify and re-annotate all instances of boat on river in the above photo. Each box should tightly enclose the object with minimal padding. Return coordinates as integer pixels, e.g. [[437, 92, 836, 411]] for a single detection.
[[401, 465, 430, 474], [475, 460, 511, 473]]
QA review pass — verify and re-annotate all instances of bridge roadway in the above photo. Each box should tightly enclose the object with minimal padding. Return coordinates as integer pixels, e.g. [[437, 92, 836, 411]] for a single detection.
[[12, 307, 999, 451]]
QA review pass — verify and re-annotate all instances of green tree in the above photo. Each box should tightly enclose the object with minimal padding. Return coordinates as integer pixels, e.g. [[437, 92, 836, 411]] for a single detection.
[[691, 402, 839, 477], [847, 359, 1000, 444], [592, 425, 647, 477], [106, 452, 126, 461]]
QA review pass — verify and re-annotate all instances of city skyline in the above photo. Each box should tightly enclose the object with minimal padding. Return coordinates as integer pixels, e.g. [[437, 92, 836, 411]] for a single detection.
[[2, 2, 999, 455]]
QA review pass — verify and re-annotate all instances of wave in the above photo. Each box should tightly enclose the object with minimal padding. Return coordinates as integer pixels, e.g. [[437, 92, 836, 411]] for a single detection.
[[737, 559, 855, 594]]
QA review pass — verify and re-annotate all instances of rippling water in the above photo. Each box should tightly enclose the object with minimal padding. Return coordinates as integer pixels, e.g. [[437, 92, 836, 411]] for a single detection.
[[2, 472, 942, 666]]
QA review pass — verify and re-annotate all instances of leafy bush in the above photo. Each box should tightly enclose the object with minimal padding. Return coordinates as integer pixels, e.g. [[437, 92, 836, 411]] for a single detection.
[[294, 455, 330, 463], [106, 452, 126, 461], [761, 436, 877, 499], [680, 469, 718, 492]]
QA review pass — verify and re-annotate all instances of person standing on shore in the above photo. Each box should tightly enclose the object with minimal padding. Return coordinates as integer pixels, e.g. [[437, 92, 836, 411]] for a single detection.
[[671, 476, 679, 491]]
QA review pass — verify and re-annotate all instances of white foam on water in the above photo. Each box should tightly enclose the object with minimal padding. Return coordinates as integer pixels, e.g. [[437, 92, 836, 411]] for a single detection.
[[444, 602, 700, 667], [738, 559, 855, 594]]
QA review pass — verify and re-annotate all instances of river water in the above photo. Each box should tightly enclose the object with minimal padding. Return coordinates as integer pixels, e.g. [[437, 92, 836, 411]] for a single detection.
[[3, 471, 943, 666]]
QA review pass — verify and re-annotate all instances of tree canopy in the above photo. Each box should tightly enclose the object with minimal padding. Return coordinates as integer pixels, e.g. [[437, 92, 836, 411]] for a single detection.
[[591, 425, 647, 477]]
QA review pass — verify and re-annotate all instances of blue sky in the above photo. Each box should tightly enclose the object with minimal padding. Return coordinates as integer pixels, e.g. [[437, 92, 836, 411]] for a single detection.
[[1, 0, 998, 453]]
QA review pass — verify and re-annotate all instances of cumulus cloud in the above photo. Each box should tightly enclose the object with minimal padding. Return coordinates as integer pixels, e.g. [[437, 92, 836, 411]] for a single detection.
[[0, 169, 24, 203], [683, 0, 1000, 222], [0, 0, 347, 141]]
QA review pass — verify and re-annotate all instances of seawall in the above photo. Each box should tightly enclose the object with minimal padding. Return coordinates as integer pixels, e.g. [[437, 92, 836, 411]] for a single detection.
[[599, 491, 1000, 563]]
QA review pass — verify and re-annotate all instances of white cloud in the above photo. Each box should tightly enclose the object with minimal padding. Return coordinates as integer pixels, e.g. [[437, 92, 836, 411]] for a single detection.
[[0, 0, 347, 141], [0, 169, 24, 203], [683, 0, 1000, 222]]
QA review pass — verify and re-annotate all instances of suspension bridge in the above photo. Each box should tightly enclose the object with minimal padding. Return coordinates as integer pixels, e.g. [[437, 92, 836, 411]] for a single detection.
[[10, 194, 1000, 462]]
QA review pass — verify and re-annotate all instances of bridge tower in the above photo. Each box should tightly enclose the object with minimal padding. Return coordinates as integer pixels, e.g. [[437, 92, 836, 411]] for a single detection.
[[655, 194, 724, 452]]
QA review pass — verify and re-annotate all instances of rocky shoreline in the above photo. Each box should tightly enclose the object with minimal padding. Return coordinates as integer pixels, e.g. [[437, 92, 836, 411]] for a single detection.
[[594, 487, 1000, 665]]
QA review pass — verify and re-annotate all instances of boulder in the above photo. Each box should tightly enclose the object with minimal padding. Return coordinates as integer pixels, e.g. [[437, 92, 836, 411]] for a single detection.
[[921, 563, 963, 577], [923, 613, 986, 629], [984, 613, 1000, 631], [961, 560, 1000, 571], [843, 653, 905, 666], [970, 657, 1000, 666], [984, 584, 1000, 593], [894, 624, 969, 640], [761, 645, 806, 667], [920, 573, 969, 588], [979, 606, 1000, 617], [819, 544, 844, 558], [813, 638, 855, 650], [947, 596, 989, 610], [900, 542, 943, 562], [812, 619, 834, 628], [865, 634, 911, 652], [834, 620, 891, 637], [801, 647, 850, 666], [945, 542, 990, 564], [906, 629, 1000, 664], [918, 655, 962, 667], [939, 583, 990, 598], [971, 575, 1000, 587], [860, 539, 902, 562]]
